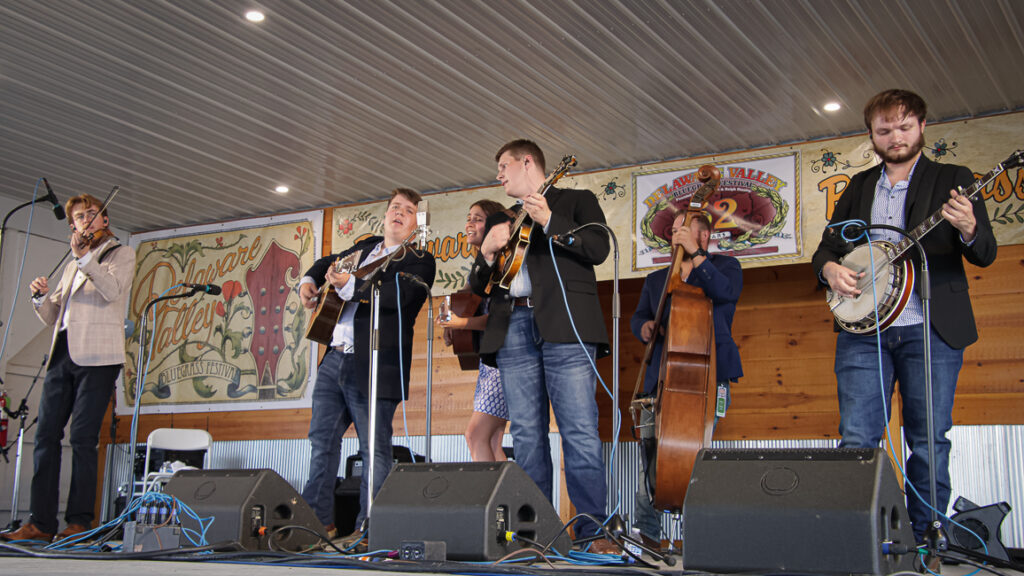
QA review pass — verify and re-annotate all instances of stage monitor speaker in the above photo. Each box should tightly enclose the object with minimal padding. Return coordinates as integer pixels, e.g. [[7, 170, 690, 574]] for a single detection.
[[682, 448, 917, 575], [948, 496, 1012, 562], [164, 468, 327, 552], [369, 461, 572, 560]]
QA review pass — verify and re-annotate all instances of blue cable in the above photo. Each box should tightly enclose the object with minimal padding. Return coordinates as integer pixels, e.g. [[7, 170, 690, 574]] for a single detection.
[[546, 237, 621, 536], [127, 283, 184, 485], [832, 219, 989, 564], [0, 179, 42, 365], [394, 273, 415, 463]]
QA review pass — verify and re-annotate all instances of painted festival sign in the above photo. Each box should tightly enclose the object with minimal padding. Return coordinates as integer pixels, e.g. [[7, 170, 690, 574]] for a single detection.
[[120, 211, 322, 414], [632, 152, 800, 271]]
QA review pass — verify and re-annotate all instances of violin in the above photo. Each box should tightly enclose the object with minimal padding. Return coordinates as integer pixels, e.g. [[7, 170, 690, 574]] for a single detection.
[[32, 186, 120, 298], [71, 225, 113, 253]]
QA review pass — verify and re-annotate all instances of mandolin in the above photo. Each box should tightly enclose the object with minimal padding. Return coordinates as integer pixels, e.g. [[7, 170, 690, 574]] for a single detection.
[[484, 155, 576, 294]]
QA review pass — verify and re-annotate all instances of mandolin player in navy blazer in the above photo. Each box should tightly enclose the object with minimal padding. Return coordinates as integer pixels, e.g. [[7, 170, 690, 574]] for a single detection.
[[812, 89, 996, 542], [469, 139, 614, 552]]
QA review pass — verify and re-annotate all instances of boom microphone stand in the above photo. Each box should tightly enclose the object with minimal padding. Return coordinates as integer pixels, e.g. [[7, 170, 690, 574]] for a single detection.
[[125, 286, 215, 501], [1, 354, 47, 532], [850, 222, 945, 554]]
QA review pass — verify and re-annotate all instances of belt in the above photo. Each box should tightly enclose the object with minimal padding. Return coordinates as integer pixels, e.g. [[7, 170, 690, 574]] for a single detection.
[[334, 344, 355, 354], [512, 297, 533, 308]]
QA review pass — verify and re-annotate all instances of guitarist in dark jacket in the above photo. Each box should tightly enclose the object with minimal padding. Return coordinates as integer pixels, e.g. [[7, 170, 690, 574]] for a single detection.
[[297, 188, 436, 543], [812, 89, 996, 542], [469, 139, 614, 552]]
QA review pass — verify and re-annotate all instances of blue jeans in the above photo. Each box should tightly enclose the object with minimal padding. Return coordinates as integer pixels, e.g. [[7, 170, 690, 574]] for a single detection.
[[30, 332, 119, 534], [300, 350, 399, 529], [835, 325, 962, 540], [496, 307, 607, 540]]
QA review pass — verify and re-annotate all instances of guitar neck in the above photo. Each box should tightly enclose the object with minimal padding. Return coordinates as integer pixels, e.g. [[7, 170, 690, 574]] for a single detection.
[[891, 161, 1006, 260]]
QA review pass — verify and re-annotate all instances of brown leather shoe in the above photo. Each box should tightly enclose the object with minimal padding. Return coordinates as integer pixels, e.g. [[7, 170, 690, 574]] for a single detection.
[[588, 537, 621, 555], [0, 522, 55, 543], [54, 523, 90, 541]]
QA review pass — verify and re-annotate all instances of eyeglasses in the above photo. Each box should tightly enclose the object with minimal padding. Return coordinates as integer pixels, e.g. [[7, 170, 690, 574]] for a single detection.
[[71, 210, 101, 223]]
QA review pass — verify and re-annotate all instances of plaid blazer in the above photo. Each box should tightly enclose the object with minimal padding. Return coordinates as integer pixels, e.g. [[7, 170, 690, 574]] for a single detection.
[[35, 237, 136, 367]]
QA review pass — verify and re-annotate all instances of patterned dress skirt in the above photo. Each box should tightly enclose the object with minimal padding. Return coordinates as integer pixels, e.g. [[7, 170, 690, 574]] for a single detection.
[[473, 361, 508, 420]]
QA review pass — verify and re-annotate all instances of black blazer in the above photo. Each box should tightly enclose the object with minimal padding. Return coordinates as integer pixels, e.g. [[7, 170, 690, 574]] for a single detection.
[[305, 236, 436, 400], [469, 186, 611, 366], [812, 154, 996, 349]]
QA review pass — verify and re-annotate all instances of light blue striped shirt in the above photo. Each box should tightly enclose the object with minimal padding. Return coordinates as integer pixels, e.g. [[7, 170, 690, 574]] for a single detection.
[[870, 161, 923, 327]]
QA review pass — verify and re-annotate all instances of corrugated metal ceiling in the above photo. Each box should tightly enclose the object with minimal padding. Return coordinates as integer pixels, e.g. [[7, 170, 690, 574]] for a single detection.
[[2, 0, 1022, 233]]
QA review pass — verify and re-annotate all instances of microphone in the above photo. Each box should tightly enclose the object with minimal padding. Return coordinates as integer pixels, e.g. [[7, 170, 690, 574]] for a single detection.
[[551, 224, 586, 248], [416, 200, 430, 250], [551, 232, 578, 248], [397, 271, 430, 292], [42, 178, 66, 220], [184, 283, 222, 295]]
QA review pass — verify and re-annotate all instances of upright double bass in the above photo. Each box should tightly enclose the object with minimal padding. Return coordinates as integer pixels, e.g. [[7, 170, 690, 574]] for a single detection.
[[630, 165, 720, 512]]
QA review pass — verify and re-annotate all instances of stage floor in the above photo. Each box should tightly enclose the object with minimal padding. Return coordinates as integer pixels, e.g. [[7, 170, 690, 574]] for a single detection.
[[1, 551, 1019, 576]]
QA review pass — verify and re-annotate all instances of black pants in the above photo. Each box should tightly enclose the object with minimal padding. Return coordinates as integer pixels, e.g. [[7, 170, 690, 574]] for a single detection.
[[30, 331, 119, 533]]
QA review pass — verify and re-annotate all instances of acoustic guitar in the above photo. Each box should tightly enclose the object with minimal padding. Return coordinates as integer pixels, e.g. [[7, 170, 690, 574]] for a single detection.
[[447, 290, 483, 371], [304, 251, 361, 345]]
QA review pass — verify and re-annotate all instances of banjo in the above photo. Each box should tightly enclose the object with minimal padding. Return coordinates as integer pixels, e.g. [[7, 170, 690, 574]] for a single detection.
[[827, 149, 1023, 334]]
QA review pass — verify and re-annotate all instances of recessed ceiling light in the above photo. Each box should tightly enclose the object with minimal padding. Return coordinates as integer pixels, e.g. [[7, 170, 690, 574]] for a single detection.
[[274, 185, 289, 194], [245, 10, 265, 23], [823, 101, 841, 112]]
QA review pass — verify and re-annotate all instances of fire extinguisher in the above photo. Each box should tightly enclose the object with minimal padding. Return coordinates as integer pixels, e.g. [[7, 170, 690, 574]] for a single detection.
[[0, 393, 9, 447]]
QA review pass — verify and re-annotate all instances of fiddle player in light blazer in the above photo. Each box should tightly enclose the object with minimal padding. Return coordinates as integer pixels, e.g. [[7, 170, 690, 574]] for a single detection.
[[2, 193, 135, 544]]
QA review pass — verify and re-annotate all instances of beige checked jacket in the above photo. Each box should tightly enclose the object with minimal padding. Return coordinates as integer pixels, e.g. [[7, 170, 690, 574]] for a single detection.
[[35, 237, 136, 367]]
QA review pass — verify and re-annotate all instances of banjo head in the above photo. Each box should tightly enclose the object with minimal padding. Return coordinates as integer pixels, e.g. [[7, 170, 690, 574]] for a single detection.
[[826, 241, 903, 332]]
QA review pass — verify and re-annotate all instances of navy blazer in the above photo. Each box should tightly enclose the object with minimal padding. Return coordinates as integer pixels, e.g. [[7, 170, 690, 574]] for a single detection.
[[469, 186, 611, 366], [812, 154, 996, 349], [631, 255, 744, 395], [305, 236, 436, 400]]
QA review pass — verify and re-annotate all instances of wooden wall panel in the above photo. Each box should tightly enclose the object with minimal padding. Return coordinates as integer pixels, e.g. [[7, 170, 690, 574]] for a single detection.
[[112, 243, 1024, 446]]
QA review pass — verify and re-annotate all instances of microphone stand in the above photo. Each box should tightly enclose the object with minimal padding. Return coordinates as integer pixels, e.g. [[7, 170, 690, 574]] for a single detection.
[[1, 354, 47, 532], [850, 223, 944, 554], [125, 287, 209, 502], [355, 231, 421, 532], [364, 276, 382, 528], [397, 271, 435, 462], [423, 292, 434, 463], [0, 185, 64, 284], [553, 222, 622, 539]]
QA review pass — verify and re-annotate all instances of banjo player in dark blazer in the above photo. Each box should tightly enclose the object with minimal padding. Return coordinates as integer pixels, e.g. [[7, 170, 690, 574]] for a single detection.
[[812, 89, 996, 542]]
